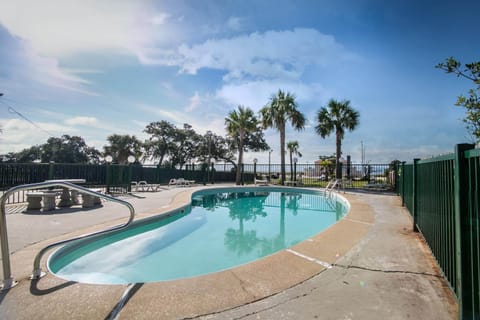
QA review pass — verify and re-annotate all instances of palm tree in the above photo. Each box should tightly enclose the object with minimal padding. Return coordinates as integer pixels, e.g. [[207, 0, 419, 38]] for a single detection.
[[225, 106, 260, 185], [261, 90, 306, 185], [315, 99, 360, 179], [287, 141, 302, 181], [104, 134, 143, 164]]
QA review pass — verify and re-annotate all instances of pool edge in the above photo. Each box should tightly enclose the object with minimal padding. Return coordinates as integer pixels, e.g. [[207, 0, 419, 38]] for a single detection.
[[5, 187, 375, 320]]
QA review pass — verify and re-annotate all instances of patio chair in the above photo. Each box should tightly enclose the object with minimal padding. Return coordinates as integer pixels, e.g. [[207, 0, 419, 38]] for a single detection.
[[254, 175, 269, 186]]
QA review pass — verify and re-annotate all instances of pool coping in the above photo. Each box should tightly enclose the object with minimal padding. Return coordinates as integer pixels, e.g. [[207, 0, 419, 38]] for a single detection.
[[1, 186, 374, 319]]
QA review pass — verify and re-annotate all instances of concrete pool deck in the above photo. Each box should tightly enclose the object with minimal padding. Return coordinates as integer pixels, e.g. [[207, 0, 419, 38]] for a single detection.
[[0, 185, 457, 319]]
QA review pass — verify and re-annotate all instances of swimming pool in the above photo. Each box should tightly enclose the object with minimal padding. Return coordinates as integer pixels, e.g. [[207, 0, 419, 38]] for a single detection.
[[48, 187, 349, 284]]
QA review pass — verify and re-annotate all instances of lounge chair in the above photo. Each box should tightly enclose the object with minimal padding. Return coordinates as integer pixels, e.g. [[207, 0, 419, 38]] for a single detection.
[[135, 181, 162, 192], [169, 178, 196, 187], [254, 175, 269, 186]]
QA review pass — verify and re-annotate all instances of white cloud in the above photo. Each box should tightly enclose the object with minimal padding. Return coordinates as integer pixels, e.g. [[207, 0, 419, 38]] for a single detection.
[[0, 0, 155, 58], [226, 17, 244, 31], [147, 28, 352, 81], [0, 118, 73, 153], [216, 80, 328, 111], [65, 116, 99, 126], [150, 13, 171, 26], [185, 91, 201, 112], [0, 37, 99, 96]]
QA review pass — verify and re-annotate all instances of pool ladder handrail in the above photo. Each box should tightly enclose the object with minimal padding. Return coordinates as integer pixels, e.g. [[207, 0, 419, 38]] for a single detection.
[[324, 179, 340, 197], [0, 181, 135, 291]]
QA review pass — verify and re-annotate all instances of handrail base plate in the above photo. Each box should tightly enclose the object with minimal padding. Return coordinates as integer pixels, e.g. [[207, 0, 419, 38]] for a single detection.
[[1, 277, 18, 291]]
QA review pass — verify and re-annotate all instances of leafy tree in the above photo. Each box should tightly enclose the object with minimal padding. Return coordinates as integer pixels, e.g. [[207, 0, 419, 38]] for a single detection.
[[143, 120, 176, 165], [197, 132, 236, 166], [315, 99, 360, 179], [261, 90, 306, 185], [436, 57, 480, 142], [11, 145, 43, 163], [42, 135, 100, 163], [225, 106, 261, 185], [169, 123, 201, 168], [103, 134, 143, 164], [0, 135, 100, 163], [286, 140, 302, 181], [317, 154, 336, 180]]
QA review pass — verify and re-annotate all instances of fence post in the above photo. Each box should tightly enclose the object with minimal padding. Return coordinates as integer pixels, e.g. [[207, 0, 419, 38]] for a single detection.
[[401, 161, 406, 206], [210, 162, 215, 184], [453, 143, 475, 319], [48, 161, 55, 180], [241, 164, 244, 185], [412, 158, 420, 232]]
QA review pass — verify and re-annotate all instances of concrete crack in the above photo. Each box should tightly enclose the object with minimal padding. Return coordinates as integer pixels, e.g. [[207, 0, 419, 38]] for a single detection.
[[332, 263, 443, 278], [230, 271, 257, 300]]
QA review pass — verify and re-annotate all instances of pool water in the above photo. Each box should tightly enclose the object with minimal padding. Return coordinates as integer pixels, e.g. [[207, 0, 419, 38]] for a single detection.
[[49, 188, 348, 284]]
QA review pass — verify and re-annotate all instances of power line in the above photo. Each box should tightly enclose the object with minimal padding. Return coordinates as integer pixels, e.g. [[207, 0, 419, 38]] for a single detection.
[[0, 98, 54, 137]]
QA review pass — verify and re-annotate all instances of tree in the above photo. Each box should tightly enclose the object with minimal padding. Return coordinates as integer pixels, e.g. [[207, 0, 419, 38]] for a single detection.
[[103, 134, 143, 164], [225, 106, 261, 185], [12, 145, 43, 163], [261, 90, 306, 185], [0, 135, 100, 163], [315, 99, 360, 179], [169, 123, 201, 168], [196, 132, 236, 166], [143, 120, 177, 165], [287, 141, 302, 181], [436, 57, 480, 142]]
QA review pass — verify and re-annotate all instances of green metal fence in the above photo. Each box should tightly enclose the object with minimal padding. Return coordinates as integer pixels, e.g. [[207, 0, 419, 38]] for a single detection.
[[397, 144, 480, 319]]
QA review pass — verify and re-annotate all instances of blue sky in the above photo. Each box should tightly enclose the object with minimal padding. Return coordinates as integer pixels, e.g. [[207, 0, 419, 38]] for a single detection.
[[0, 0, 479, 164]]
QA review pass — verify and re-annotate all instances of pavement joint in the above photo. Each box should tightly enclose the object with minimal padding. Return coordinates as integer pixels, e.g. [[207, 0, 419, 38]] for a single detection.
[[285, 249, 332, 269]]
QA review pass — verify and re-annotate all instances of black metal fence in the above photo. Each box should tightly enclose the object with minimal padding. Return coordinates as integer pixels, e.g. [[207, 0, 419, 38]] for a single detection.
[[0, 161, 395, 204], [244, 162, 395, 189]]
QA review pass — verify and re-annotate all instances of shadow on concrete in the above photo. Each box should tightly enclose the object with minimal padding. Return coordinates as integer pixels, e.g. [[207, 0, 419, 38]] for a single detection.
[[29, 278, 77, 296], [104, 283, 144, 320]]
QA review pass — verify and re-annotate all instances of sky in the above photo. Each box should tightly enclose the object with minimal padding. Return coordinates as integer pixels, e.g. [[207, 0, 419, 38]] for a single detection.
[[0, 0, 479, 164]]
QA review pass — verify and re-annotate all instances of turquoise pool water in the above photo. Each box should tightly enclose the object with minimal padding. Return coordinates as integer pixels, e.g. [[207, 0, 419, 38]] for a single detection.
[[48, 187, 348, 284]]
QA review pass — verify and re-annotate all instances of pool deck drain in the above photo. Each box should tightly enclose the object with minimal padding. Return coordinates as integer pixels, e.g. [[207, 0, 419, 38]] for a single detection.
[[0, 185, 457, 319]]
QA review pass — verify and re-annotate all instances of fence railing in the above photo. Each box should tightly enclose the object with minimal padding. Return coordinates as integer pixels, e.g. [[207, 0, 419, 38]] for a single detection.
[[0, 161, 396, 204], [397, 144, 479, 319], [247, 163, 395, 188]]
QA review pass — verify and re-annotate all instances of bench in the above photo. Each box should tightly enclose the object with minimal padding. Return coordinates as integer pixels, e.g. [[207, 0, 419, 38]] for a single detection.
[[26, 191, 58, 211], [81, 189, 103, 208]]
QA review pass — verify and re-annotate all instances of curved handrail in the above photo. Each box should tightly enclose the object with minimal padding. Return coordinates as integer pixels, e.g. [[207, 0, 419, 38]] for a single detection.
[[0, 181, 135, 289]]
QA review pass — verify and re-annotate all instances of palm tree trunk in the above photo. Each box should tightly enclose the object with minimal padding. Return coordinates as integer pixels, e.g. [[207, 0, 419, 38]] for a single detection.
[[236, 136, 244, 185], [280, 127, 286, 185]]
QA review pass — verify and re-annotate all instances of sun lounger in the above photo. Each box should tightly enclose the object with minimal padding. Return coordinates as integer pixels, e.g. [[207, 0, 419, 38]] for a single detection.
[[169, 178, 196, 187], [130, 181, 164, 192], [254, 176, 269, 185]]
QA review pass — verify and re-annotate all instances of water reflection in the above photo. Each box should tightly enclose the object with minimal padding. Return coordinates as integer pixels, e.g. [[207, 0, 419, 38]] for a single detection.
[[193, 192, 330, 257]]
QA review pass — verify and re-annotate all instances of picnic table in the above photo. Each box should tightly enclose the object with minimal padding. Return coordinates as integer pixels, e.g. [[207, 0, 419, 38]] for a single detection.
[[44, 179, 86, 207]]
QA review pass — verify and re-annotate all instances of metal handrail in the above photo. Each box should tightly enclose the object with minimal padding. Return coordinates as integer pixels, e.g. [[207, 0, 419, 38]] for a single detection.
[[0, 181, 135, 290]]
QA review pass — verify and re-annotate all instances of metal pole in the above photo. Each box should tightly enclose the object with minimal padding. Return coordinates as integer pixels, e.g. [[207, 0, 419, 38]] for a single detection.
[[412, 158, 420, 232], [453, 143, 475, 319], [0, 194, 16, 290], [294, 161, 297, 183]]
